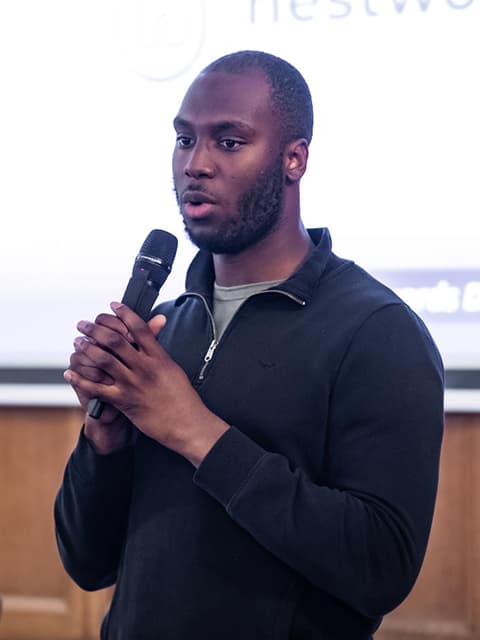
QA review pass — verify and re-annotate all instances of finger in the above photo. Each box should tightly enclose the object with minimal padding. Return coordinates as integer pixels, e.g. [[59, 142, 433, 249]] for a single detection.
[[94, 313, 135, 344], [73, 337, 98, 362], [70, 351, 115, 384], [110, 302, 162, 357], [73, 329, 133, 376], [147, 314, 167, 337], [71, 341, 116, 383], [63, 369, 120, 405], [76, 319, 137, 365]]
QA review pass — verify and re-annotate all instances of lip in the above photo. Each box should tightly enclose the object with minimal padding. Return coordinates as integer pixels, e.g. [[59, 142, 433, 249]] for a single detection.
[[183, 201, 216, 219], [181, 190, 217, 206]]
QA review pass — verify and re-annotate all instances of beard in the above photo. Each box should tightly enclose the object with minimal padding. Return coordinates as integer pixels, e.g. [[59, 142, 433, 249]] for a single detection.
[[175, 153, 285, 255]]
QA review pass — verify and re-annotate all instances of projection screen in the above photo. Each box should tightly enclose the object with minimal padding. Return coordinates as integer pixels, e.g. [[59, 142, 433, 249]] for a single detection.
[[0, 0, 478, 409]]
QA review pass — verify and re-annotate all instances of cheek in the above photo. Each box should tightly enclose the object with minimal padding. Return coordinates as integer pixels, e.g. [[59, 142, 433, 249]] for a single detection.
[[228, 149, 275, 186], [224, 177, 250, 206], [172, 147, 187, 177], [227, 168, 259, 191], [172, 152, 181, 176], [227, 176, 246, 193]]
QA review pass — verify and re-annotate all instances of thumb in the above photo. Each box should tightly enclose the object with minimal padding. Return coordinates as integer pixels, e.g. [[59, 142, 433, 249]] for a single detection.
[[147, 313, 167, 338]]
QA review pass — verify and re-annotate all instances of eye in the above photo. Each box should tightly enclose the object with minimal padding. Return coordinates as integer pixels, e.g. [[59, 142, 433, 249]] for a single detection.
[[176, 135, 194, 149], [219, 139, 244, 151]]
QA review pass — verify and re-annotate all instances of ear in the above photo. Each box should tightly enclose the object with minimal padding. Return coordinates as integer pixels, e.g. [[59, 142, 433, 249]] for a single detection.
[[284, 139, 309, 184]]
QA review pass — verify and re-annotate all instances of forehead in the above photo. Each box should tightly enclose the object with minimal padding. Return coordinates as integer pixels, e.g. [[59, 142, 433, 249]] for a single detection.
[[175, 70, 274, 130]]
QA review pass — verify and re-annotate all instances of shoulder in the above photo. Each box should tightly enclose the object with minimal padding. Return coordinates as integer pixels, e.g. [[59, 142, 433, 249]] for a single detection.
[[315, 255, 405, 330], [314, 255, 443, 370]]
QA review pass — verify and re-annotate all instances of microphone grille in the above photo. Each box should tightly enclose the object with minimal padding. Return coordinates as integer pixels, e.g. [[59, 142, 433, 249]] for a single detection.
[[140, 229, 178, 269]]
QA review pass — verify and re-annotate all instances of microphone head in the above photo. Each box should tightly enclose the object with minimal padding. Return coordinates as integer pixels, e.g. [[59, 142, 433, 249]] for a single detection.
[[134, 229, 178, 288]]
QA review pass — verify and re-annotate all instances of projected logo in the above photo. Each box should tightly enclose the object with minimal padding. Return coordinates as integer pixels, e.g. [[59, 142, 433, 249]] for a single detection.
[[372, 270, 480, 321], [119, 0, 206, 81], [249, 0, 475, 22]]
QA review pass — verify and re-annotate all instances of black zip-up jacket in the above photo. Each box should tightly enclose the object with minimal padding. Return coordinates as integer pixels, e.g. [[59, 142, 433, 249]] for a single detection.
[[55, 228, 444, 639]]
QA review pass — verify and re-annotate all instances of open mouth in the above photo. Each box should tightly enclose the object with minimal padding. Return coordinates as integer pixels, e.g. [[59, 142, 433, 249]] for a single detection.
[[182, 190, 217, 218], [182, 190, 216, 206], [183, 200, 215, 219]]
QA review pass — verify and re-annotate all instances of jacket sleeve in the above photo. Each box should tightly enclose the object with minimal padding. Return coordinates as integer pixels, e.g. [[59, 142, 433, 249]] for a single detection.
[[54, 427, 134, 591], [193, 303, 444, 617]]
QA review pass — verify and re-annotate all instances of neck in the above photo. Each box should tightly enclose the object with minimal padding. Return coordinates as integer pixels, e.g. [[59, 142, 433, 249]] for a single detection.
[[213, 219, 313, 287]]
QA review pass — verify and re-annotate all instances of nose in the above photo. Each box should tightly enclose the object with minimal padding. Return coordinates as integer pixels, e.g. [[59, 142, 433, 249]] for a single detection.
[[183, 142, 215, 179]]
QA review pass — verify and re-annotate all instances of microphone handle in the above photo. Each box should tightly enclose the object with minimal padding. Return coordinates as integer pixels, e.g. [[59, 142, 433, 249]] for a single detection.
[[87, 270, 160, 420]]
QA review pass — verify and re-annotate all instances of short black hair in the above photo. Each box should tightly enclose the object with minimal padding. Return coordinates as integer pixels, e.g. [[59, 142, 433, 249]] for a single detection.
[[202, 50, 313, 146]]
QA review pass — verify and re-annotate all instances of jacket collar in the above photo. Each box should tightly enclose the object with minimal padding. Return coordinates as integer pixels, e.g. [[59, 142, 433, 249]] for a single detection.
[[176, 228, 333, 307]]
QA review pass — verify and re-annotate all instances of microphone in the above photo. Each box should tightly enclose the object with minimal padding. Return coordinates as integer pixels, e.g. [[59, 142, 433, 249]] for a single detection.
[[87, 229, 178, 420]]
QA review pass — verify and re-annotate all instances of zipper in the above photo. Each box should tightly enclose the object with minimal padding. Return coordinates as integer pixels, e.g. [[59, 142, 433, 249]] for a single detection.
[[261, 289, 306, 306], [179, 292, 218, 384], [180, 288, 306, 384], [198, 338, 218, 381]]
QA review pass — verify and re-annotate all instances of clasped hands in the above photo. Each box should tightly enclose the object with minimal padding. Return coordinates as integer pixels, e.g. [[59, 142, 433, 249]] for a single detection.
[[64, 302, 228, 467]]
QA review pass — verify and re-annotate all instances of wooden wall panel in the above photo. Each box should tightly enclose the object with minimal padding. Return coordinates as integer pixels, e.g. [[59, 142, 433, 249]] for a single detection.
[[378, 414, 480, 640], [0, 407, 479, 639], [0, 408, 110, 639]]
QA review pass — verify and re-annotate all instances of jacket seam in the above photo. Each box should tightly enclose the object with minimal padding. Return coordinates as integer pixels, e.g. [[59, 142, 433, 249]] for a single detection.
[[225, 453, 269, 514]]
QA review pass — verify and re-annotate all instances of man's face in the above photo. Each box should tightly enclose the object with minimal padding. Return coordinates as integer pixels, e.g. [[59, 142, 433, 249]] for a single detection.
[[172, 70, 285, 255]]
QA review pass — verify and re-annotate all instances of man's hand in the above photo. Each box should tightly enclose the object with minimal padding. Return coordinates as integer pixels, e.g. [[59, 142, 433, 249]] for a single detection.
[[64, 303, 229, 467], [66, 310, 135, 454]]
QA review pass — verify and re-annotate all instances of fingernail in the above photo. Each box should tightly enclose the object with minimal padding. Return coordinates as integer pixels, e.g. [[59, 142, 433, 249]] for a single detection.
[[110, 301, 123, 311], [63, 370, 72, 382]]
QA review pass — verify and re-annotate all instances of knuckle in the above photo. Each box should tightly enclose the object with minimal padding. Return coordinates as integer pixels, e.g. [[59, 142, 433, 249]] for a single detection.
[[85, 367, 103, 383], [96, 351, 114, 369], [71, 352, 88, 369], [106, 332, 124, 350], [97, 313, 128, 335]]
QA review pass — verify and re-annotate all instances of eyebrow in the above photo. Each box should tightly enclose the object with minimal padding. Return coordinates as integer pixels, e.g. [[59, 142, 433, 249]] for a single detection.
[[173, 117, 255, 137], [173, 117, 192, 131]]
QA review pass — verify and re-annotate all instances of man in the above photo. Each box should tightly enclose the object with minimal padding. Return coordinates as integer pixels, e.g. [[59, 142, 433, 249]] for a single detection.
[[55, 51, 444, 639]]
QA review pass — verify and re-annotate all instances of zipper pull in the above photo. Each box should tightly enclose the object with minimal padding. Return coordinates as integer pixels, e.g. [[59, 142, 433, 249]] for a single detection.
[[204, 339, 217, 362], [198, 339, 218, 381]]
